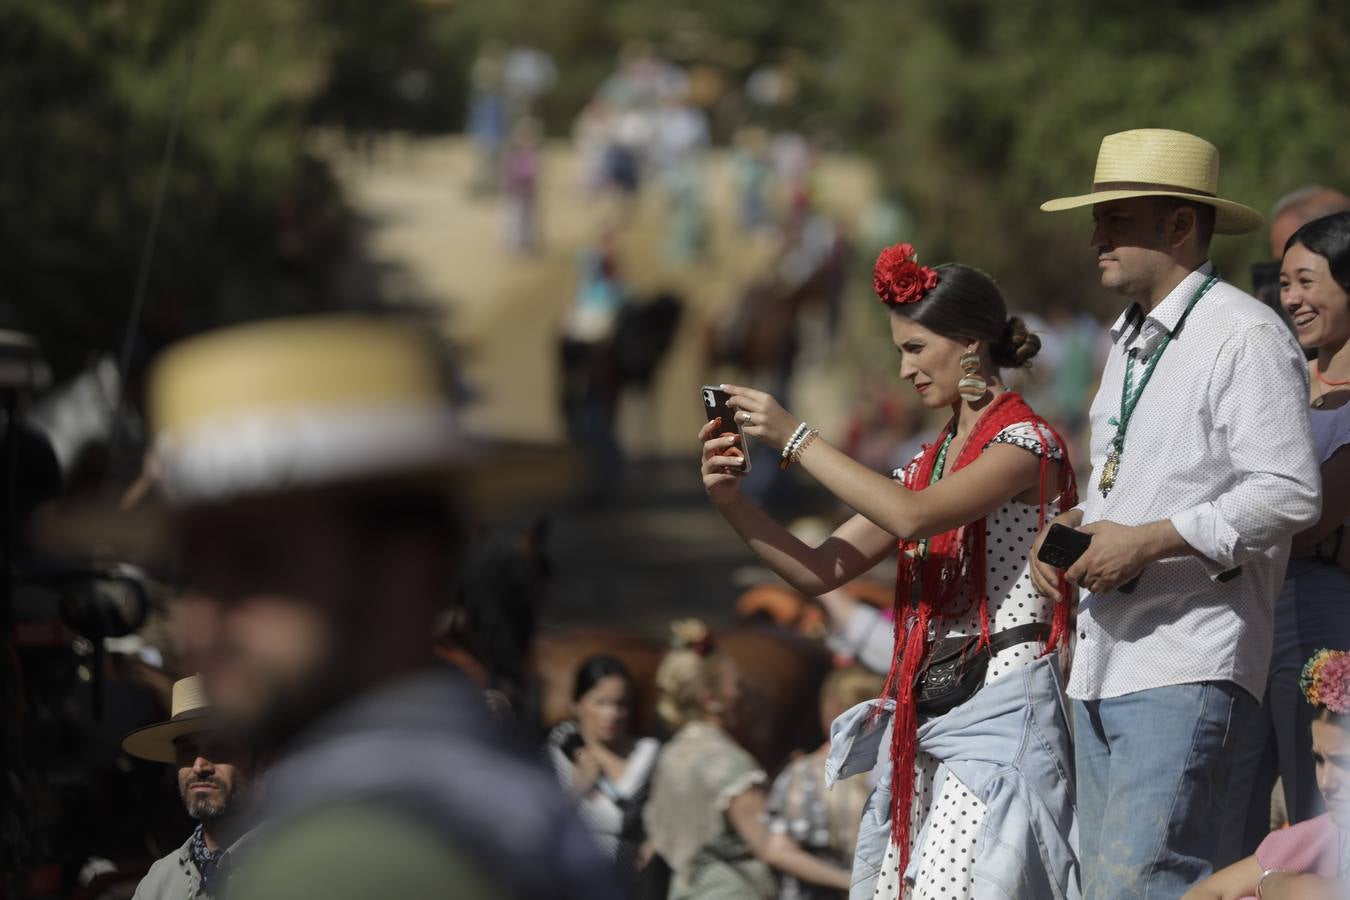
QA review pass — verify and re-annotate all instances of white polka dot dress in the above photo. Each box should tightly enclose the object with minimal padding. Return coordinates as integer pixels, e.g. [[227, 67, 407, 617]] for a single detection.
[[874, 422, 1063, 899]]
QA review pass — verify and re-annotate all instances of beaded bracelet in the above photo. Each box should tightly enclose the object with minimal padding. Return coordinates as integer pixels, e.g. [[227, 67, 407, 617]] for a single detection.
[[793, 429, 820, 464], [781, 422, 809, 460], [781, 428, 820, 470], [779, 423, 809, 469]]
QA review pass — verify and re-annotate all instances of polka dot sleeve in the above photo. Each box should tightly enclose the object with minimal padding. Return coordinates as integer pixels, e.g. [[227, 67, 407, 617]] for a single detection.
[[985, 421, 1063, 461]]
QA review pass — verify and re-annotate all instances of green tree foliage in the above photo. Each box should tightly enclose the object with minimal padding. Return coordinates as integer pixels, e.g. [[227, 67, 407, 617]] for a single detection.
[[426, 0, 1350, 311], [10, 0, 1349, 376], [824, 0, 1350, 313], [2, 0, 352, 378]]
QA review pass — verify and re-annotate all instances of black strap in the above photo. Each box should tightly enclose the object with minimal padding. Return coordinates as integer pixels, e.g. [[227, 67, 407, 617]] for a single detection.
[[987, 622, 1052, 655]]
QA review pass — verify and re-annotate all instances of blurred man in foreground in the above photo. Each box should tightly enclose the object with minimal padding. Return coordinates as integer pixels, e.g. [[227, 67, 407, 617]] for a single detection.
[[122, 675, 254, 900], [144, 315, 615, 899]]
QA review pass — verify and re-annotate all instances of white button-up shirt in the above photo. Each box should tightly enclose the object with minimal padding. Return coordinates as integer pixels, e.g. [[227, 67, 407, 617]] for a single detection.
[[1068, 262, 1321, 702]]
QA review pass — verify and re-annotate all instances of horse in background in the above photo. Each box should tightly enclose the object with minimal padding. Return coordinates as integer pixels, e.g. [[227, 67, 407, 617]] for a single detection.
[[440, 516, 874, 772], [558, 290, 683, 479], [704, 213, 848, 387], [532, 624, 833, 774]]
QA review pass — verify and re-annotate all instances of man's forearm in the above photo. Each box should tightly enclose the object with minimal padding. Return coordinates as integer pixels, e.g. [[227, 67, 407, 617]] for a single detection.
[[1137, 519, 1199, 565]]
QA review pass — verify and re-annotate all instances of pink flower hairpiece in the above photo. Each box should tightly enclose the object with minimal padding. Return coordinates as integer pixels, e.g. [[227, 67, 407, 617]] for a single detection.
[[873, 243, 940, 308], [1301, 649, 1350, 714]]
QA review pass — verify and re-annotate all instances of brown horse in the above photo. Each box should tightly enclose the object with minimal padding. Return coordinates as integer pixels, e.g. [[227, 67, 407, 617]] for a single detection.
[[704, 221, 848, 377], [532, 625, 834, 773]]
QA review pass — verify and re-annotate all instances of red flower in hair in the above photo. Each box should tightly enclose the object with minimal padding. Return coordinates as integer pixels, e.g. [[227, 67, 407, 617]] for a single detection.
[[873, 243, 939, 307]]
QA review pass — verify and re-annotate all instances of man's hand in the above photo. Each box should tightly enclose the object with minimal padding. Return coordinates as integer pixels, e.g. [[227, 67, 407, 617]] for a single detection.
[[1065, 520, 1152, 594], [1030, 509, 1084, 602]]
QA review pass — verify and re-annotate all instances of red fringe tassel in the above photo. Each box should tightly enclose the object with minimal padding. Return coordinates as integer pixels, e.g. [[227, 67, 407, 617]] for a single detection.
[[876, 393, 1077, 876]]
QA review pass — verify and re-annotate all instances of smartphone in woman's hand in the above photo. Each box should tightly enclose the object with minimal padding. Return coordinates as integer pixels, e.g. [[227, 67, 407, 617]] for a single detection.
[[701, 385, 751, 473]]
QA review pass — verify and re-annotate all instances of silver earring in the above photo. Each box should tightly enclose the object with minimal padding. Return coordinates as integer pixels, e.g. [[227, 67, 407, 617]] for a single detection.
[[958, 351, 989, 402]]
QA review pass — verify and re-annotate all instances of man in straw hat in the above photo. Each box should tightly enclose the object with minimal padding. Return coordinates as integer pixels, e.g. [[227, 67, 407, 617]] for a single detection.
[[1030, 129, 1322, 896], [141, 315, 617, 899], [122, 675, 255, 900]]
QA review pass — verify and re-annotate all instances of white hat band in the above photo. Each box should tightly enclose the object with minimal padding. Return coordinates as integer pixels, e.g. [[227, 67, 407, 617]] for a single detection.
[[156, 404, 467, 505]]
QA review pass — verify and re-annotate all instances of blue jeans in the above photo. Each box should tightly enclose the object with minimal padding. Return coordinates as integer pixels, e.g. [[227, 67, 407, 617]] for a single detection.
[[1074, 682, 1256, 899]]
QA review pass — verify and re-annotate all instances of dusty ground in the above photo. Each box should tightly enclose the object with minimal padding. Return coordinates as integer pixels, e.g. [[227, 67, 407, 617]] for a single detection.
[[326, 135, 882, 630]]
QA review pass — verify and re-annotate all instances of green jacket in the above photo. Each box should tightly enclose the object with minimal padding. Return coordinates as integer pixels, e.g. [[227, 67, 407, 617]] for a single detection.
[[225, 803, 509, 900], [223, 670, 621, 900]]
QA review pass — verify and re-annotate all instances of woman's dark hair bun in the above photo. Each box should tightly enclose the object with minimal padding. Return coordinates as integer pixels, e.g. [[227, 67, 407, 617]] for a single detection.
[[990, 317, 1040, 369], [891, 263, 1037, 369]]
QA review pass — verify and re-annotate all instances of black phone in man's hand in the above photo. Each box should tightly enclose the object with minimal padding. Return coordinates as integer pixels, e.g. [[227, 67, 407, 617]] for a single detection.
[[1037, 523, 1092, 570], [1037, 523, 1141, 594]]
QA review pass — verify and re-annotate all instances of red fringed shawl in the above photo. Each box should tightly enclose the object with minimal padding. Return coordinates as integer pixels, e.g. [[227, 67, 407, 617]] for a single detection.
[[878, 391, 1077, 873]]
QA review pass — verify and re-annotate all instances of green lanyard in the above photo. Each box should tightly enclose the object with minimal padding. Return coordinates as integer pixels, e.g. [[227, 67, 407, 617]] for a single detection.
[[919, 430, 955, 547], [1098, 274, 1218, 497], [909, 429, 955, 606]]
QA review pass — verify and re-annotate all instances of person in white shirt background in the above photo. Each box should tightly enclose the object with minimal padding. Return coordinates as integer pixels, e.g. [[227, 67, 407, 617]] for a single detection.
[[1031, 128, 1322, 899]]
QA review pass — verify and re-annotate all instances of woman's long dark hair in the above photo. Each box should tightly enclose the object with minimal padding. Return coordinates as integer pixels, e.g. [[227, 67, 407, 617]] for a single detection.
[[1286, 211, 1350, 296], [896, 264, 1040, 369], [573, 654, 632, 702]]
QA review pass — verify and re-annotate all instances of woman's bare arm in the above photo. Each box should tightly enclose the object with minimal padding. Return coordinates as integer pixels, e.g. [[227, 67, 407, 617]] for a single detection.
[[701, 420, 1056, 595], [726, 788, 851, 891], [796, 438, 1052, 541], [1179, 856, 1261, 900], [716, 501, 896, 597], [1260, 872, 1347, 900]]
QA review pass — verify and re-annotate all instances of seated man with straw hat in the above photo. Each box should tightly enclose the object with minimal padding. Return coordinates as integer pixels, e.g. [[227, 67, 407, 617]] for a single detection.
[[122, 675, 255, 900], [141, 315, 618, 900], [1030, 129, 1321, 897]]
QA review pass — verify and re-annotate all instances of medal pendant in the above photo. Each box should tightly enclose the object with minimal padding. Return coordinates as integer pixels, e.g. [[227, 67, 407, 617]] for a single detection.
[[1098, 450, 1120, 497]]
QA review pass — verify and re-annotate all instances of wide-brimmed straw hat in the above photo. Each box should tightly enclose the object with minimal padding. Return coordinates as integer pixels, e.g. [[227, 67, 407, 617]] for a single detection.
[[33, 314, 578, 560], [148, 314, 575, 510], [121, 674, 213, 763], [1040, 128, 1262, 235]]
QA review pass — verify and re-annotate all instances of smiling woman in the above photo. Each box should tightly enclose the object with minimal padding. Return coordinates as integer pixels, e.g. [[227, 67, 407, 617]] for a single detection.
[[696, 244, 1080, 898], [1225, 211, 1350, 854], [1283, 212, 1350, 407]]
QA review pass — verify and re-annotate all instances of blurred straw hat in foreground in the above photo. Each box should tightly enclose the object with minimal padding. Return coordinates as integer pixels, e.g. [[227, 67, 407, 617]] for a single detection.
[[34, 314, 578, 561]]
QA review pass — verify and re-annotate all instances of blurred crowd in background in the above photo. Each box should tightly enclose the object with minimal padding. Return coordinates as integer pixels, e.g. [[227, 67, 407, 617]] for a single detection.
[[4, 0, 1350, 897]]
